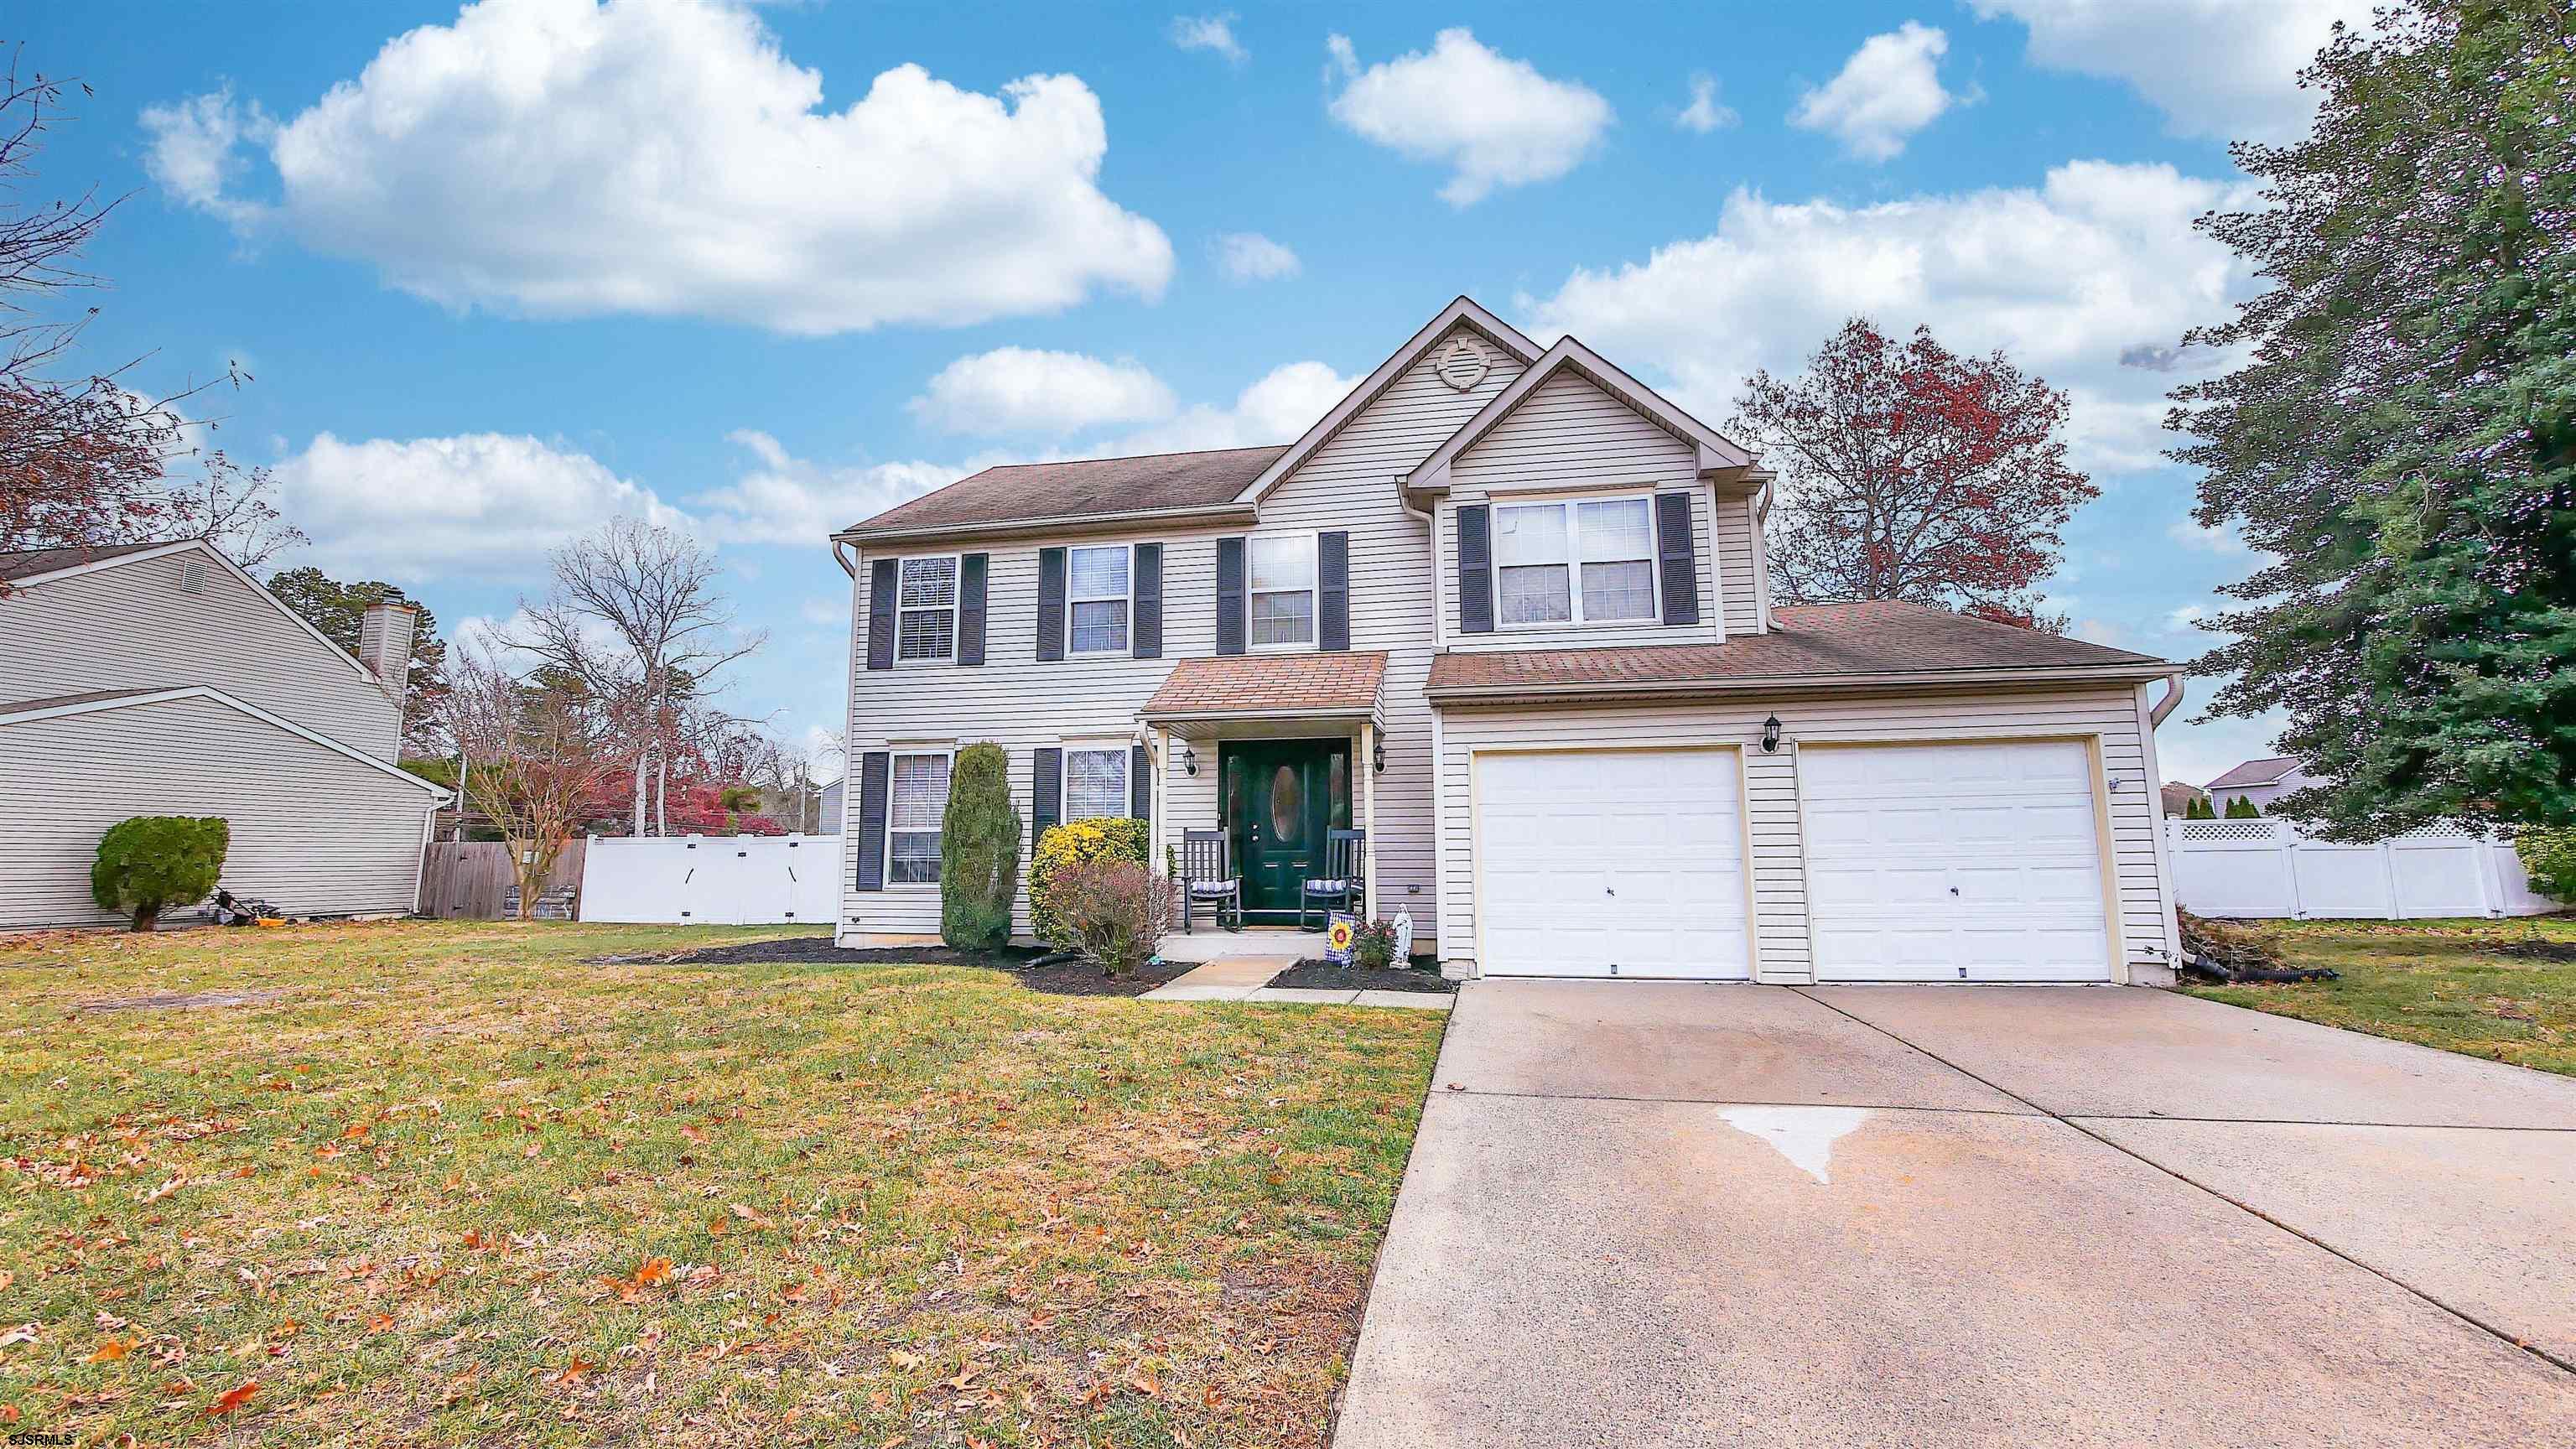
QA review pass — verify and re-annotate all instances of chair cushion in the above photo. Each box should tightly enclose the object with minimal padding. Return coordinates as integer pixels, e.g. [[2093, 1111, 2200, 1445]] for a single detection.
[[1301, 879, 1349, 894], [1188, 879, 1240, 896]]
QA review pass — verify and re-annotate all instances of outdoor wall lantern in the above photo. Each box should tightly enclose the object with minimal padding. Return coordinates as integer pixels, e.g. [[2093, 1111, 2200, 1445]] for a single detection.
[[1372, 738, 1387, 774], [1183, 747, 1198, 776], [1761, 714, 1783, 753]]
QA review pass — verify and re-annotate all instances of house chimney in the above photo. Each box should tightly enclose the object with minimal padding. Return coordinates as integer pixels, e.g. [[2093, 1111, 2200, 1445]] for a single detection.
[[357, 601, 418, 697]]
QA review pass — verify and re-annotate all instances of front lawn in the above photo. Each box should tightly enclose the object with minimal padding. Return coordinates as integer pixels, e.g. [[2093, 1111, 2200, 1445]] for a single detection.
[[0, 921, 1445, 1446], [2179, 916, 2576, 1076]]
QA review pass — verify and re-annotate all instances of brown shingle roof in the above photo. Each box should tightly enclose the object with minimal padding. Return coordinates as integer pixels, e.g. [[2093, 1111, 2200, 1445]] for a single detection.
[[0, 687, 170, 718], [1426, 600, 2165, 699], [1143, 651, 1389, 719], [2206, 756, 2300, 789], [846, 445, 1287, 537], [0, 539, 170, 582]]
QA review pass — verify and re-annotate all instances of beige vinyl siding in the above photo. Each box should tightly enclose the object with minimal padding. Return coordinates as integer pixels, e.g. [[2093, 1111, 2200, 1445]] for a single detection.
[[0, 695, 436, 929], [1433, 683, 2170, 983], [1711, 493, 1762, 634], [0, 552, 400, 759], [839, 322, 1524, 943]]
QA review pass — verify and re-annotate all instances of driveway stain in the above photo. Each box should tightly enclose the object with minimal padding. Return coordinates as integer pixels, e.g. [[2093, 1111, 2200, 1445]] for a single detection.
[[1717, 1105, 1870, 1183]]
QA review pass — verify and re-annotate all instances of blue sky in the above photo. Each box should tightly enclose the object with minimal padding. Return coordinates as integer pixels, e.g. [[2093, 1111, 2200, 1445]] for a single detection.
[[25, 0, 2372, 787]]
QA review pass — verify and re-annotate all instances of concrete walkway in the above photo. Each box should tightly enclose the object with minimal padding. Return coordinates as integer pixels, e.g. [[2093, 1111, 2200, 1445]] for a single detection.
[[1140, 958, 1452, 1010], [1335, 981, 2576, 1448]]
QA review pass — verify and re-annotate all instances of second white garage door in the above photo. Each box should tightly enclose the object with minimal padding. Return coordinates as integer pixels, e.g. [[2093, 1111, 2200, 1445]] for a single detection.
[[1475, 748, 1750, 979], [1802, 740, 2112, 982]]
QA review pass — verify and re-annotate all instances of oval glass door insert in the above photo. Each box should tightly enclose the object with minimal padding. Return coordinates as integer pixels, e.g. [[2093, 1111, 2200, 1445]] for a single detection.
[[1270, 765, 1304, 846]]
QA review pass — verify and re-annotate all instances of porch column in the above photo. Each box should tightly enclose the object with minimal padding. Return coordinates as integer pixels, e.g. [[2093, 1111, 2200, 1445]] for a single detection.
[[1358, 720, 1379, 921], [1148, 726, 1167, 868]]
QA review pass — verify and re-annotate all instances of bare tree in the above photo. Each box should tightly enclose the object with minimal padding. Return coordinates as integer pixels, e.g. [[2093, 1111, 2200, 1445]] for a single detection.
[[444, 642, 623, 919], [511, 518, 766, 836]]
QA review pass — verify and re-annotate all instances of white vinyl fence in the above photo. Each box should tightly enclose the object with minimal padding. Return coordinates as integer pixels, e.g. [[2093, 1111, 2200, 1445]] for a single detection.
[[577, 835, 839, 925], [2167, 819, 2559, 920]]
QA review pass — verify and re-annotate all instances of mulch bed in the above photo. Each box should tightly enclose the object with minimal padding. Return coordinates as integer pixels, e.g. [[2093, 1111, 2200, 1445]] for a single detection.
[[1268, 958, 1456, 995], [647, 935, 1191, 998]]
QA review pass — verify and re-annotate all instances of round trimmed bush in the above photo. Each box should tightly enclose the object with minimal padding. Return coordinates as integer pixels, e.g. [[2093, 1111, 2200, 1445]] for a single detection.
[[92, 816, 231, 931], [1027, 817, 1150, 949]]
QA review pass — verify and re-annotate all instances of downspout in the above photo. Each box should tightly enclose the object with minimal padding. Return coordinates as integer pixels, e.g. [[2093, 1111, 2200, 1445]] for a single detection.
[[831, 538, 857, 578], [1752, 476, 1777, 631], [2148, 671, 2185, 727]]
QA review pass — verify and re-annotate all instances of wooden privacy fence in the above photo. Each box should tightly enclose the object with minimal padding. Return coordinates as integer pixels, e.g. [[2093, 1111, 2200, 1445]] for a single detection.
[[417, 839, 588, 921]]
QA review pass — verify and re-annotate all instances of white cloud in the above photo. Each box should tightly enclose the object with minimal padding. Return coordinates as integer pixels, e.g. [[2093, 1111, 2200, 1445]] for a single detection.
[[273, 432, 685, 584], [1789, 22, 1963, 162], [1109, 361, 1358, 454], [1216, 231, 1301, 283], [2167, 519, 2250, 554], [689, 431, 979, 547], [908, 348, 1177, 435], [1970, 0, 2373, 143], [1169, 13, 1246, 63], [2072, 618, 2126, 647], [2163, 602, 2208, 631], [1519, 160, 2259, 474], [1675, 75, 1738, 135], [145, 0, 1170, 334], [138, 84, 275, 229], [1324, 29, 1613, 206]]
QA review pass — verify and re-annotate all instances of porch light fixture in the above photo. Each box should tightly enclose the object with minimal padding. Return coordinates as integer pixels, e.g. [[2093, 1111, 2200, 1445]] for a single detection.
[[1761, 714, 1783, 753], [1372, 738, 1387, 774], [1183, 747, 1198, 776]]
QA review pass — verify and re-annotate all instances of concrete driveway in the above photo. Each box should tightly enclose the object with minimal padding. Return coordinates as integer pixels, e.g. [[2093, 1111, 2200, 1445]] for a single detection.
[[1334, 982, 2576, 1448]]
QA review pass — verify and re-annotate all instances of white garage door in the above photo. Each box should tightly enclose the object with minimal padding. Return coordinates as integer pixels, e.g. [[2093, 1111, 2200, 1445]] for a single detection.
[[1475, 748, 1750, 979], [1804, 741, 2111, 982]]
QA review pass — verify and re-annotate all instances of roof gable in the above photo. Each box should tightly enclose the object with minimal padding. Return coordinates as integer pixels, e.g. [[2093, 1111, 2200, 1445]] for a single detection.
[[2206, 756, 2302, 789], [1, 539, 389, 694], [1403, 336, 1755, 506], [1231, 296, 1542, 505]]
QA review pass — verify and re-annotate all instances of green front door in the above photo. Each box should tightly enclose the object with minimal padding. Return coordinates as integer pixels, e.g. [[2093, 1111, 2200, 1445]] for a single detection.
[[1221, 739, 1350, 922]]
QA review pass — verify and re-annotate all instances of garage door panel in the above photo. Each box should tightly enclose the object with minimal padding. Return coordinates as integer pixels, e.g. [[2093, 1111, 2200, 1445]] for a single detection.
[[1478, 748, 1749, 980], [1805, 741, 2111, 984]]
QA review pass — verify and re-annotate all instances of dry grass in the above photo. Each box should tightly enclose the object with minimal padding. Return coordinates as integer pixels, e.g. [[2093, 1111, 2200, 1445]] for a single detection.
[[0, 921, 1445, 1446]]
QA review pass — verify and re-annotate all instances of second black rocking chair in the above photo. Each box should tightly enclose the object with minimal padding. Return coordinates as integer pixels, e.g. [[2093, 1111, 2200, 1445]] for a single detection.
[[1300, 828, 1365, 931], [1180, 828, 1242, 932]]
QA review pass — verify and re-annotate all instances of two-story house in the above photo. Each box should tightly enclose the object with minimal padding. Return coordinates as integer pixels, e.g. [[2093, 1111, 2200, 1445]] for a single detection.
[[0, 538, 449, 929], [832, 299, 2186, 985]]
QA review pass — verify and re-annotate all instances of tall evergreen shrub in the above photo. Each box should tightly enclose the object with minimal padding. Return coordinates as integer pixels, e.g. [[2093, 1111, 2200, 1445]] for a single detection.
[[940, 743, 1021, 950]]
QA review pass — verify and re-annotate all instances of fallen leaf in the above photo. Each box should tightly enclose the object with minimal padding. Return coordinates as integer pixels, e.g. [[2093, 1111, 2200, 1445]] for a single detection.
[[202, 1379, 260, 1417], [632, 1256, 674, 1286], [552, 1356, 595, 1386], [364, 1313, 396, 1333], [887, 1349, 924, 1371], [86, 1337, 133, 1363], [0, 1325, 37, 1350]]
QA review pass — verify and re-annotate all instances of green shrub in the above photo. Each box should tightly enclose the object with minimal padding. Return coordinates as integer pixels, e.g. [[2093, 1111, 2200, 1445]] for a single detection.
[[92, 816, 230, 931], [2516, 828, 2576, 904], [940, 743, 1021, 950], [2225, 795, 2262, 818], [1352, 917, 1400, 970], [2184, 795, 2215, 820], [1028, 818, 1150, 948]]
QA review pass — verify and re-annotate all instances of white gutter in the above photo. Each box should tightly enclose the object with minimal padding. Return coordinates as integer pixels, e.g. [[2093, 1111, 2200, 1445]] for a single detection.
[[1428, 661, 2179, 704]]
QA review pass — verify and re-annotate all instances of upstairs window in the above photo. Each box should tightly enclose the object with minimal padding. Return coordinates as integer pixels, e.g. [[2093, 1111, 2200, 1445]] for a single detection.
[[1493, 496, 1659, 626], [1067, 545, 1130, 655], [886, 750, 952, 884], [896, 557, 958, 662], [1249, 534, 1317, 649], [1064, 745, 1130, 821]]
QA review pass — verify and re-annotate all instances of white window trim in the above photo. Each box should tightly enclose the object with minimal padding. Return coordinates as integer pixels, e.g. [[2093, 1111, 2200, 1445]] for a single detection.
[[892, 553, 962, 668], [1489, 491, 1663, 631], [1065, 543, 1133, 657], [1060, 737, 1135, 823], [1246, 529, 1321, 655], [884, 746, 955, 891]]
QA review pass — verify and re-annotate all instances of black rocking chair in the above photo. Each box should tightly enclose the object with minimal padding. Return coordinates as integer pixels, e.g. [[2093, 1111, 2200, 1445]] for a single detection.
[[1180, 828, 1242, 932], [1300, 828, 1366, 931]]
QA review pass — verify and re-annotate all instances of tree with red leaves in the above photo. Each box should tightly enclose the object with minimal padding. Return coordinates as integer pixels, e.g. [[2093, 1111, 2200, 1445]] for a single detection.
[[1728, 319, 2097, 631]]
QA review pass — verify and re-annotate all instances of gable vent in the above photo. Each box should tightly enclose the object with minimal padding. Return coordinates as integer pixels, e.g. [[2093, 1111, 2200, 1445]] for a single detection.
[[177, 557, 208, 595]]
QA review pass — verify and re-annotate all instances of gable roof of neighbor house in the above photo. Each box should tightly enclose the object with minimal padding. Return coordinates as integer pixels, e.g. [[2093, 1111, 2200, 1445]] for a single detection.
[[842, 445, 1286, 541], [0, 539, 170, 583], [0, 538, 392, 693], [1142, 651, 1389, 720], [2206, 756, 2303, 789], [1426, 600, 2168, 700], [0, 684, 449, 796]]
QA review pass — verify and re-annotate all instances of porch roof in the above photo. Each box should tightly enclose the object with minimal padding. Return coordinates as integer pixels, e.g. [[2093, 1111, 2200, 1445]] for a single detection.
[[1140, 650, 1389, 726]]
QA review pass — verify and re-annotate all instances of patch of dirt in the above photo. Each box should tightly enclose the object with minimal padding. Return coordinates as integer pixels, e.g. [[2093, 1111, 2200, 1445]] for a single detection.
[[647, 935, 1192, 997], [2492, 940, 2576, 963], [79, 989, 283, 1012], [1269, 958, 1455, 994]]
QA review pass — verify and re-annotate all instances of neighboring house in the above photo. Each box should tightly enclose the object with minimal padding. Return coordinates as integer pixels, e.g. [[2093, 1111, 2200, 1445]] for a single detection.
[[2161, 781, 2209, 818], [2205, 756, 2319, 814], [813, 777, 844, 835], [0, 539, 450, 929], [830, 298, 2186, 984]]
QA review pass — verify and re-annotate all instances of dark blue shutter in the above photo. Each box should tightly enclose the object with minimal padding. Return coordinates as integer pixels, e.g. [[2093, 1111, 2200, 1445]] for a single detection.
[[1318, 531, 1350, 652], [1456, 506, 1493, 634], [1215, 538, 1246, 656], [865, 561, 897, 670], [1031, 747, 1062, 844], [958, 553, 988, 663], [1654, 494, 1699, 626], [1036, 548, 1066, 662], [852, 751, 890, 889], [1130, 743, 1150, 823], [1132, 543, 1162, 658]]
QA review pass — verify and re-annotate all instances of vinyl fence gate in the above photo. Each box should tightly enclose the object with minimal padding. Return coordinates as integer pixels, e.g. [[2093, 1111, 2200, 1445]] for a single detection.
[[575, 835, 839, 925]]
